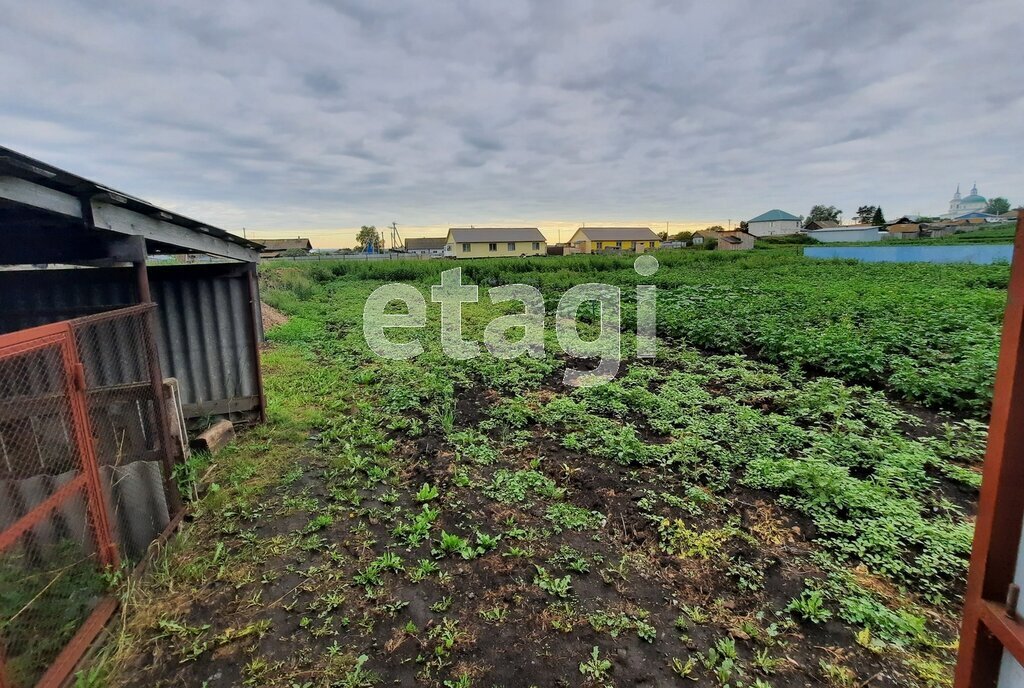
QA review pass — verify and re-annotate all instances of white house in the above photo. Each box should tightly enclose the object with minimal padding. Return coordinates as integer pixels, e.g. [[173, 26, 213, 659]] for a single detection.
[[805, 224, 882, 243], [405, 237, 447, 257], [746, 209, 801, 237]]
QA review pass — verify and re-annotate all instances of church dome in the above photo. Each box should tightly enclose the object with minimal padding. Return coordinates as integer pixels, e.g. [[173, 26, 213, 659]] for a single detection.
[[962, 194, 986, 203]]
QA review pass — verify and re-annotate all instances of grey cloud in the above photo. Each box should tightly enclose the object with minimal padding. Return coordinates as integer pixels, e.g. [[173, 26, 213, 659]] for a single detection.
[[0, 0, 1022, 239]]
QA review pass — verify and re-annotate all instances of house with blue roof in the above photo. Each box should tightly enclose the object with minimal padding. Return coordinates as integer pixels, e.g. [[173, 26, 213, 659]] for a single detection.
[[746, 209, 801, 237]]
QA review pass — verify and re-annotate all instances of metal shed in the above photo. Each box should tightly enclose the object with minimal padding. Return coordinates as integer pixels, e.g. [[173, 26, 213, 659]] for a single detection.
[[0, 146, 266, 688], [0, 145, 266, 422]]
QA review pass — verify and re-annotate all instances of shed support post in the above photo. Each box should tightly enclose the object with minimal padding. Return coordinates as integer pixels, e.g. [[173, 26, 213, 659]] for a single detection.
[[246, 263, 268, 423], [133, 250, 184, 515]]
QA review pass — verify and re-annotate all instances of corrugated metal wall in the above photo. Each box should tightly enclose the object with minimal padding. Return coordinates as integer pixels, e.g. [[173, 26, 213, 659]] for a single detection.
[[0, 263, 262, 419]]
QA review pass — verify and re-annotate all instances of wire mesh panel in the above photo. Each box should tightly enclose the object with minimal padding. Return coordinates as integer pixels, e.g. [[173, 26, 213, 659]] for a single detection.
[[70, 306, 173, 562], [0, 329, 113, 688], [0, 306, 183, 687]]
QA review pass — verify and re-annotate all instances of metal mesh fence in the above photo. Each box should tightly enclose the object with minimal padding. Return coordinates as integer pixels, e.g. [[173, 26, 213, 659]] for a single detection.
[[0, 305, 181, 687], [0, 333, 111, 688], [71, 307, 173, 563]]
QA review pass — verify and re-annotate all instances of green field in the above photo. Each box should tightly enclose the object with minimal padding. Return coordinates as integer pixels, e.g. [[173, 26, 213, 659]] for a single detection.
[[90, 250, 1005, 687]]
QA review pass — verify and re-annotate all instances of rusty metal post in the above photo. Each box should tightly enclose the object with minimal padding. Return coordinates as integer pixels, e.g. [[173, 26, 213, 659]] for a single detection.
[[246, 263, 268, 423], [956, 210, 1024, 687], [134, 258, 184, 515]]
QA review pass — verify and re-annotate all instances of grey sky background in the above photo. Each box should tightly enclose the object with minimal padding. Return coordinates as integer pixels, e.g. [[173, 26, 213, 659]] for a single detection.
[[1, 0, 1022, 246]]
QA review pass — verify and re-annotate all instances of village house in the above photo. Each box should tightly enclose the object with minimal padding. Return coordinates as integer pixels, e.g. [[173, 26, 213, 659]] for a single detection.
[[444, 228, 546, 258], [260, 237, 313, 259], [405, 237, 447, 258], [887, 224, 922, 240], [746, 209, 801, 237], [717, 231, 756, 251], [566, 227, 661, 254], [690, 229, 721, 246], [803, 220, 839, 230]]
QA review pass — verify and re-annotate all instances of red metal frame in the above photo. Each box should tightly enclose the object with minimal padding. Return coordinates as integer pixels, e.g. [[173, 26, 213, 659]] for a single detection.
[[0, 321, 119, 688], [956, 210, 1024, 687]]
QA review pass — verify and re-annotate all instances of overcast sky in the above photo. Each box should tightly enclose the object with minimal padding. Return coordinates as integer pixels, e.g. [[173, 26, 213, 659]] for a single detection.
[[2, 0, 1022, 247]]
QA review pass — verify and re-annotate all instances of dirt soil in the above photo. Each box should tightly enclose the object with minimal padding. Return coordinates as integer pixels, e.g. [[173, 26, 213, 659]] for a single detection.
[[107, 356, 967, 688], [261, 302, 289, 331]]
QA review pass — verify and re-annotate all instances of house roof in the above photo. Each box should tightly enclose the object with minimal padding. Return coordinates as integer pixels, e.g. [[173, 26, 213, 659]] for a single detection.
[[574, 227, 658, 241], [405, 237, 447, 250], [954, 212, 999, 219], [749, 209, 800, 223], [447, 228, 546, 243], [888, 224, 921, 232], [805, 220, 839, 229], [808, 224, 881, 233], [260, 238, 312, 251]]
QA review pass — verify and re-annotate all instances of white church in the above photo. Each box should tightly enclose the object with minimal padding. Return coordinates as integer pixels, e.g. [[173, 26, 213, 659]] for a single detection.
[[941, 183, 988, 219]]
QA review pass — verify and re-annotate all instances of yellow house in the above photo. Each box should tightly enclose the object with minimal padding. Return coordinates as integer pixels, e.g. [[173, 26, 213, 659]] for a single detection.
[[566, 227, 661, 254], [444, 228, 547, 258]]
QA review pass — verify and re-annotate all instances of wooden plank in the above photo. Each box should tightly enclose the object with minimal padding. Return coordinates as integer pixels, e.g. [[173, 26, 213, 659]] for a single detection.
[[190, 419, 235, 454], [0, 176, 82, 218], [91, 200, 258, 263]]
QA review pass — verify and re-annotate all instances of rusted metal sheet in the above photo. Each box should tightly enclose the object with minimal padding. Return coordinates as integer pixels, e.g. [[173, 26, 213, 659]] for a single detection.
[[956, 210, 1024, 687], [0, 263, 264, 421]]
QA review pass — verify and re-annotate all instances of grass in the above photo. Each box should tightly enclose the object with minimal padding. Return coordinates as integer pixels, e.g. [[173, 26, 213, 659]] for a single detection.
[[79, 249, 999, 687]]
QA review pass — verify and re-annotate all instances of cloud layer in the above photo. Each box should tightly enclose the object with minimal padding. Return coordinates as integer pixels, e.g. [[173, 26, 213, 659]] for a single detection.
[[2, 0, 1022, 245]]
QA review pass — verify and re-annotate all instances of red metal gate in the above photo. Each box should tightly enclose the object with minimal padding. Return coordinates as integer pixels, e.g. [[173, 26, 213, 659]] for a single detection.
[[0, 321, 118, 688], [0, 304, 182, 688]]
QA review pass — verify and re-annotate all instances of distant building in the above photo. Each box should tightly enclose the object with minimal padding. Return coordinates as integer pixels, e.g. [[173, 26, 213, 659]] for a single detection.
[[942, 183, 988, 219], [806, 224, 882, 243], [804, 220, 839, 230], [691, 230, 721, 246], [747, 209, 801, 237], [546, 245, 579, 256], [717, 231, 756, 251], [444, 228, 546, 258], [954, 212, 1003, 223], [260, 237, 313, 259], [887, 224, 922, 240], [566, 227, 661, 254], [405, 237, 447, 257]]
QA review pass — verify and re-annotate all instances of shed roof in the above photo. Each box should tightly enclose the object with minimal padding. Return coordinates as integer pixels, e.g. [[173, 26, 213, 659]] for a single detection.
[[0, 145, 262, 264], [405, 237, 447, 250], [574, 227, 658, 241], [749, 209, 800, 223], [448, 228, 546, 243], [260, 238, 313, 251]]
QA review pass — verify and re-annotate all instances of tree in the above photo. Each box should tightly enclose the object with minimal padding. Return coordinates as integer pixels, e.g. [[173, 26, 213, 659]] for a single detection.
[[356, 225, 381, 251], [657, 231, 669, 241], [855, 206, 877, 225], [806, 205, 841, 227], [986, 197, 1011, 215], [671, 230, 693, 242], [870, 207, 886, 226], [705, 225, 725, 233]]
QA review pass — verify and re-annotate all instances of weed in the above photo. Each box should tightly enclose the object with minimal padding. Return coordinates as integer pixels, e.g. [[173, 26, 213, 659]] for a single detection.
[[534, 566, 572, 598], [578, 646, 612, 685]]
